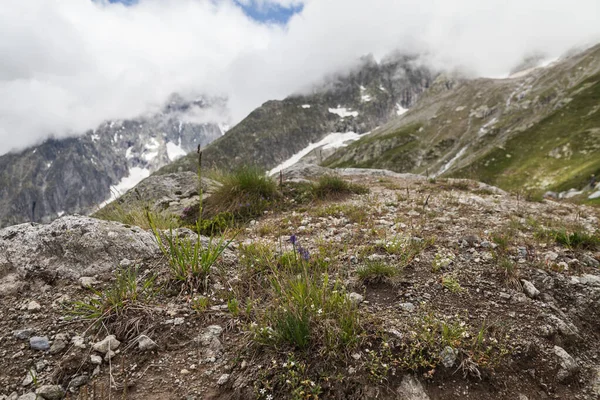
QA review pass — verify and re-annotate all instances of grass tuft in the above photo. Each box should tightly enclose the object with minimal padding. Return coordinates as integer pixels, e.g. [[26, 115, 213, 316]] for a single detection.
[[357, 261, 398, 283], [311, 175, 369, 200]]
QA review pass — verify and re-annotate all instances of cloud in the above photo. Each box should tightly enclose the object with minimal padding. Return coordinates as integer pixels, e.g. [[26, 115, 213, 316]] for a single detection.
[[1, 0, 599, 155]]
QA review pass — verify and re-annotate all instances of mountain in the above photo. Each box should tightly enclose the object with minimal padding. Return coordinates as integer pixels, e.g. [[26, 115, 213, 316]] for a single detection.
[[322, 44, 600, 197], [157, 54, 434, 175], [0, 95, 228, 228]]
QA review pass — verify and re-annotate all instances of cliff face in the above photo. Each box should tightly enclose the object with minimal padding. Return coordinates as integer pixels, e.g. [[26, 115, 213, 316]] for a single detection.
[[0, 96, 227, 228]]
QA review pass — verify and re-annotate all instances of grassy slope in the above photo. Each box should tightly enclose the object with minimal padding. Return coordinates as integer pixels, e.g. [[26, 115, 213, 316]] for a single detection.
[[451, 73, 600, 192]]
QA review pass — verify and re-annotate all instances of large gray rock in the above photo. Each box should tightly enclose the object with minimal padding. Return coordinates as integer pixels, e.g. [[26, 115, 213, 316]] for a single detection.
[[0, 215, 160, 289]]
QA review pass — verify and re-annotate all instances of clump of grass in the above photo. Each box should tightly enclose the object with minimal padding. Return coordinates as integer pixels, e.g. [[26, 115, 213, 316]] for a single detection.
[[148, 213, 232, 292], [205, 166, 280, 220], [252, 237, 361, 352], [313, 203, 369, 224], [196, 212, 235, 236], [311, 175, 368, 200], [441, 275, 463, 293], [552, 228, 600, 250], [94, 202, 178, 230], [70, 266, 155, 326], [357, 261, 398, 283], [497, 256, 521, 289]]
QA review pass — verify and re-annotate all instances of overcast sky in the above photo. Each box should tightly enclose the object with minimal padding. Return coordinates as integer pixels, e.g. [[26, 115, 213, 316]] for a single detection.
[[1, 0, 599, 155]]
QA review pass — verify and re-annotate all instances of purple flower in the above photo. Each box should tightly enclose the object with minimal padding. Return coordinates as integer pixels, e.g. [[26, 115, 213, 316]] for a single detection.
[[298, 247, 310, 261], [289, 234, 297, 245]]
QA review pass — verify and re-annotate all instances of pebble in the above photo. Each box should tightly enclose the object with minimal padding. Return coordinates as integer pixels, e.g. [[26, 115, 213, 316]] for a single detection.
[[399, 302, 415, 312], [13, 329, 35, 340], [22, 369, 36, 387], [348, 292, 364, 304], [30, 336, 50, 351], [217, 374, 230, 385], [138, 335, 158, 351], [27, 301, 41, 312], [90, 355, 102, 365], [521, 280, 540, 299], [92, 335, 120, 354], [17, 393, 37, 400], [36, 385, 65, 400], [68, 375, 89, 389], [582, 254, 599, 268]]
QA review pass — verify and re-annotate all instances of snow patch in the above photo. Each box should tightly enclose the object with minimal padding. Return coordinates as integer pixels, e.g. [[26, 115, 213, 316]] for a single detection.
[[91, 134, 100, 142], [396, 103, 408, 116], [46, 161, 52, 169], [57, 211, 65, 217], [113, 133, 118, 143], [268, 132, 364, 176], [100, 167, 150, 207], [478, 117, 498, 136], [301, 104, 311, 109], [143, 151, 158, 161], [166, 141, 187, 161], [125, 147, 134, 159], [328, 107, 358, 118], [218, 123, 230, 135], [360, 85, 372, 102], [434, 146, 469, 177], [589, 190, 600, 200], [145, 138, 160, 150]]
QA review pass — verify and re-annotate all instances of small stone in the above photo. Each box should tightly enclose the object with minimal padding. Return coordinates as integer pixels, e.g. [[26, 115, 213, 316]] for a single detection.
[[90, 355, 102, 365], [92, 335, 120, 354], [27, 301, 41, 312], [180, 369, 191, 375], [350, 256, 358, 264], [68, 375, 88, 389], [22, 369, 36, 387], [544, 251, 559, 263], [499, 292, 511, 300], [13, 329, 35, 340], [521, 280, 540, 299], [17, 393, 37, 400], [138, 335, 158, 351], [582, 254, 599, 268], [399, 302, 415, 312], [35, 360, 48, 372], [30, 336, 50, 351], [439, 346, 457, 368], [517, 247, 528, 258], [217, 374, 230, 386], [36, 385, 65, 400], [554, 345, 579, 382], [49, 339, 67, 355], [104, 350, 116, 361], [348, 292, 364, 304], [79, 276, 99, 288], [71, 336, 86, 349]]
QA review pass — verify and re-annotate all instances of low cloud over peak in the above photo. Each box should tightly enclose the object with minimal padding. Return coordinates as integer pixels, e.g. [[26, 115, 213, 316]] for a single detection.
[[1, 0, 599, 155]]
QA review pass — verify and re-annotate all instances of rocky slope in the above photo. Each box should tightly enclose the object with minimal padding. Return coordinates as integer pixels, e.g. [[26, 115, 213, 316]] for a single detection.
[[322, 44, 600, 198], [1, 166, 599, 399], [157, 54, 434, 175], [0, 95, 228, 228]]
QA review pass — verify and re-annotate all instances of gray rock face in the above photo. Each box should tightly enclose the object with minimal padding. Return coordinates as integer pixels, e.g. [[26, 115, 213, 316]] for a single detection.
[[0, 215, 160, 288], [17, 393, 37, 400], [397, 375, 430, 400], [348, 292, 365, 305], [0, 95, 226, 228]]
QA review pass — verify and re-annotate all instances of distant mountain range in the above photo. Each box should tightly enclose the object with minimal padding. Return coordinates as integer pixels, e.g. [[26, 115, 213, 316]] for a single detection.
[[0, 95, 228, 227]]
